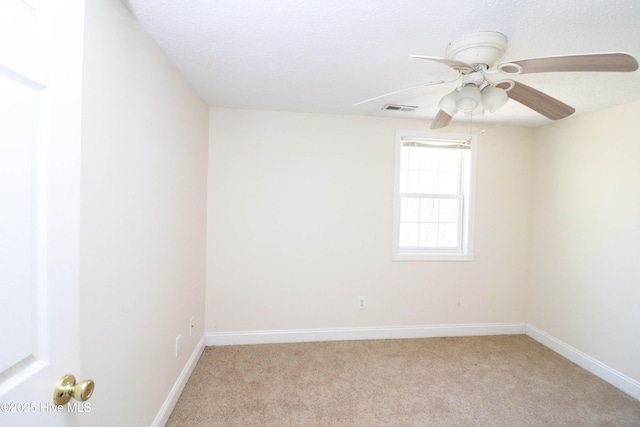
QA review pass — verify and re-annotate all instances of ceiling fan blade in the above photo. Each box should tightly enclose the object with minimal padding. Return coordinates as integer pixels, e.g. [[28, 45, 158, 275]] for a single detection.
[[499, 53, 638, 74], [352, 80, 445, 106], [430, 110, 453, 129], [497, 81, 575, 120], [410, 55, 474, 73]]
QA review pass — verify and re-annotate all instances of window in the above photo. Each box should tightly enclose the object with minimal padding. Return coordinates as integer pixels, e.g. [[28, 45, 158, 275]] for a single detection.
[[392, 131, 476, 261]]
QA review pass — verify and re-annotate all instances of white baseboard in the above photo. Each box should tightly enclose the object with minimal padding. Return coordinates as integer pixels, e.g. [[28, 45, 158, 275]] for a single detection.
[[151, 334, 206, 427], [206, 322, 526, 346], [526, 324, 640, 401]]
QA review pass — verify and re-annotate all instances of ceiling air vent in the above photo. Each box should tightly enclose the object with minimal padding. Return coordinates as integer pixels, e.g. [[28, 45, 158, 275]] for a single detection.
[[383, 104, 419, 112]]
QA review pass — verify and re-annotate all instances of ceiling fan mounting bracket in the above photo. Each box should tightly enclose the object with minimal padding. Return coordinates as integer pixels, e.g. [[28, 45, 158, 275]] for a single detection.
[[446, 31, 508, 69]]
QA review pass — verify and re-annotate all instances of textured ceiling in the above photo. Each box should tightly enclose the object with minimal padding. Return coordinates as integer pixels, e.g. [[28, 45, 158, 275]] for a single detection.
[[124, 0, 640, 127]]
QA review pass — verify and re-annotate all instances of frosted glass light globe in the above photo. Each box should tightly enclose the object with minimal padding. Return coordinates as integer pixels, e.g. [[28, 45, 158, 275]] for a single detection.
[[481, 85, 508, 112], [456, 84, 481, 112]]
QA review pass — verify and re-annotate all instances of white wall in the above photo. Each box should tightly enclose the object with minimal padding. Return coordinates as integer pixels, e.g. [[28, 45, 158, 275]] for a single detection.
[[528, 99, 640, 384], [80, 1, 208, 425], [207, 108, 533, 333]]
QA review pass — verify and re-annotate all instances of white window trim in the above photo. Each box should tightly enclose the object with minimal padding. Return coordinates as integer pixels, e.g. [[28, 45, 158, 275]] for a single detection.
[[392, 130, 477, 261]]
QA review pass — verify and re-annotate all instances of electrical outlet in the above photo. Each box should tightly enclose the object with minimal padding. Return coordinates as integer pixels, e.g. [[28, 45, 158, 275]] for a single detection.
[[358, 296, 366, 310], [175, 334, 182, 358], [189, 317, 194, 337]]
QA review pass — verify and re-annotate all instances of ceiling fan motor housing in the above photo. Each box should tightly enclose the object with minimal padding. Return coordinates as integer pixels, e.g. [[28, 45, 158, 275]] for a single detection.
[[446, 31, 508, 68]]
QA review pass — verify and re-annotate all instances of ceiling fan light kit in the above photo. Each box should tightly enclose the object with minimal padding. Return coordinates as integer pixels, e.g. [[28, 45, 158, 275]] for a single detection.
[[355, 31, 638, 130], [456, 84, 481, 112], [438, 89, 458, 116], [480, 85, 509, 113]]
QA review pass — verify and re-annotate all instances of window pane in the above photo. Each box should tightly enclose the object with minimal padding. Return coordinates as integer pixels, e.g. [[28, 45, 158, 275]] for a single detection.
[[419, 171, 438, 193], [400, 146, 409, 169], [439, 199, 459, 223], [399, 170, 407, 193], [419, 223, 438, 247], [439, 150, 459, 171], [438, 223, 458, 247], [400, 198, 419, 222], [407, 147, 420, 169], [438, 171, 458, 194], [406, 170, 420, 193], [399, 223, 419, 247], [419, 148, 437, 170], [419, 199, 439, 222]]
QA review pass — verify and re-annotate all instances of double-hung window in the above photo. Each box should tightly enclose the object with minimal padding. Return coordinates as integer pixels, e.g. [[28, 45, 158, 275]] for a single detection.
[[392, 131, 477, 261]]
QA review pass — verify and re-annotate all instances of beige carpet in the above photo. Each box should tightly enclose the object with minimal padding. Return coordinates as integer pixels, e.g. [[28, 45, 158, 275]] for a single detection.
[[167, 335, 640, 426]]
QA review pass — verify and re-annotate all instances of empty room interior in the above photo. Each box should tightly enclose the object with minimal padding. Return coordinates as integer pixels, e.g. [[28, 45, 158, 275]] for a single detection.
[[2, 0, 640, 426]]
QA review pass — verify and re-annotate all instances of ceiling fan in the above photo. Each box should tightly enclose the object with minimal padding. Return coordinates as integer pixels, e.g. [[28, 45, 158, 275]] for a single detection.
[[355, 31, 638, 129]]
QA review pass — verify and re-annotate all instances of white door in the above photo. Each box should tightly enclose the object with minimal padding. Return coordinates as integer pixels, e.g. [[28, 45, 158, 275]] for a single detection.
[[0, 0, 86, 425]]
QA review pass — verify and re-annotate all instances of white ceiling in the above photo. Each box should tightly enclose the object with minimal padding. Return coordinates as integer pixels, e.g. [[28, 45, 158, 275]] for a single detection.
[[124, 0, 640, 127]]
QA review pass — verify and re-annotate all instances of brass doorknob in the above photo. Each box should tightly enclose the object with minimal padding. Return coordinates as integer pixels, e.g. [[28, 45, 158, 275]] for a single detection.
[[54, 374, 95, 405]]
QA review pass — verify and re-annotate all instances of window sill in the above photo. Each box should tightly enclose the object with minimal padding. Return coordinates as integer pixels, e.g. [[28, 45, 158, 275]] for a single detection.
[[392, 252, 474, 261]]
